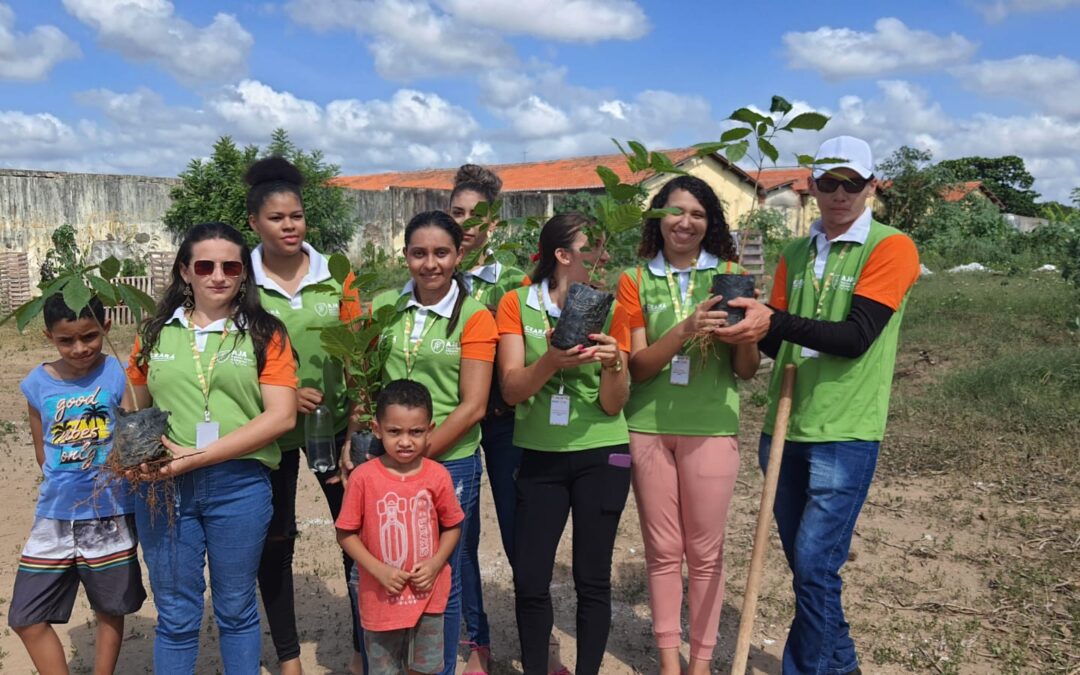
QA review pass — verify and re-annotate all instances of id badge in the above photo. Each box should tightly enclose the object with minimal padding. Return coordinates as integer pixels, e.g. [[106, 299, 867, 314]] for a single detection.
[[196, 421, 220, 449], [800, 347, 820, 359], [549, 394, 571, 426], [670, 355, 691, 386]]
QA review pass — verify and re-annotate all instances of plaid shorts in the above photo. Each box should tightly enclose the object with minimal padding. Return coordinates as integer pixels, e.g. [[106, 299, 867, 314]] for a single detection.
[[364, 612, 444, 675], [8, 515, 146, 627]]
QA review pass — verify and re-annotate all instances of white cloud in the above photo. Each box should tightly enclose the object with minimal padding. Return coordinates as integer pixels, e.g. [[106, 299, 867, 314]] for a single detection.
[[434, 0, 649, 41], [209, 80, 323, 138], [507, 96, 572, 138], [61, 0, 252, 85], [0, 3, 80, 81], [784, 18, 977, 80], [954, 55, 1080, 118], [977, 0, 1080, 21]]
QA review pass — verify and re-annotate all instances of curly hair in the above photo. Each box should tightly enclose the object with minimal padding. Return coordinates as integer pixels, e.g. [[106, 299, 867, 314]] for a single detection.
[[637, 175, 737, 262], [450, 163, 502, 204]]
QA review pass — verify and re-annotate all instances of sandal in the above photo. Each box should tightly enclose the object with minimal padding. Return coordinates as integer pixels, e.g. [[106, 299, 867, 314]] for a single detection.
[[461, 641, 491, 675], [548, 637, 571, 675]]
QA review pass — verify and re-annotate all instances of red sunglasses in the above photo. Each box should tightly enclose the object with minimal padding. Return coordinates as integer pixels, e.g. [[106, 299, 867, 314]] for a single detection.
[[191, 260, 244, 277]]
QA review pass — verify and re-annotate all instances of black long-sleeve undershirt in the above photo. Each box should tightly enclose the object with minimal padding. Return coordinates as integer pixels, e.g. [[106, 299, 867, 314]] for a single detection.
[[759, 294, 895, 360]]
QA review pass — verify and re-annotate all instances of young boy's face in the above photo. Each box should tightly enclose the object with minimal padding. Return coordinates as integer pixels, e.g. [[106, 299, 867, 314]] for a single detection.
[[373, 404, 434, 466], [44, 316, 110, 373]]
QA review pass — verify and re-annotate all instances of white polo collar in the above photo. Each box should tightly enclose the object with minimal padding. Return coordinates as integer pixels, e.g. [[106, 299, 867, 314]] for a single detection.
[[466, 258, 502, 288], [401, 279, 460, 319], [646, 249, 720, 277], [251, 242, 332, 304], [166, 307, 239, 351], [809, 207, 872, 248], [524, 278, 562, 318]]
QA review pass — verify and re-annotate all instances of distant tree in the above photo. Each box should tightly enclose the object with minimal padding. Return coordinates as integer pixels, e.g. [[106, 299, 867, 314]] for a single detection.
[[164, 129, 356, 252], [876, 146, 957, 236], [937, 155, 1041, 217], [39, 223, 79, 282], [1071, 186, 1080, 208]]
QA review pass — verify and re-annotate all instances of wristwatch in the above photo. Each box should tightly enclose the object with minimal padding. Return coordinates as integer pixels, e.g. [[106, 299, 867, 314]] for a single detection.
[[602, 357, 623, 373]]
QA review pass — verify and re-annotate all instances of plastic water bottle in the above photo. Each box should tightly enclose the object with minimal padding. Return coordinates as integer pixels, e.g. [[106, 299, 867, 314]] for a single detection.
[[304, 404, 337, 474]]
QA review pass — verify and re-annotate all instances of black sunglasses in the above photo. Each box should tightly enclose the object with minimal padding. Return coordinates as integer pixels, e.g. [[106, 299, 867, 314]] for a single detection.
[[192, 260, 244, 277], [815, 175, 873, 194]]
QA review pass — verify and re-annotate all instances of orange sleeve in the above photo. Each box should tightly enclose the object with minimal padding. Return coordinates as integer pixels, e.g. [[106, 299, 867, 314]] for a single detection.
[[615, 270, 645, 330], [610, 303, 632, 353], [520, 276, 532, 287], [259, 331, 299, 387], [495, 291, 523, 337], [461, 309, 498, 362], [126, 335, 148, 385], [769, 256, 789, 311], [854, 234, 921, 311], [339, 271, 362, 322]]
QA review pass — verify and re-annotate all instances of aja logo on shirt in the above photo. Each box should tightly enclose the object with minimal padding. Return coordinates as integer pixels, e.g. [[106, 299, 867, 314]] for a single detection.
[[313, 301, 340, 317], [429, 339, 460, 355], [226, 350, 255, 367], [524, 325, 547, 340], [837, 275, 856, 292]]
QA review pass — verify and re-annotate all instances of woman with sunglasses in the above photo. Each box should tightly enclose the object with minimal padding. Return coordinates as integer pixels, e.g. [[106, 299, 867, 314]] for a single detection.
[[368, 210, 498, 675], [244, 157, 366, 675], [495, 213, 631, 675], [124, 222, 298, 674], [615, 176, 759, 675], [447, 163, 529, 675]]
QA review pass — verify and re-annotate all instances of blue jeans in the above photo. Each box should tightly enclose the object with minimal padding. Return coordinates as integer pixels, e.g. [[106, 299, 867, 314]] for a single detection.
[[480, 414, 522, 562], [136, 460, 272, 675], [758, 435, 879, 675], [440, 452, 483, 675]]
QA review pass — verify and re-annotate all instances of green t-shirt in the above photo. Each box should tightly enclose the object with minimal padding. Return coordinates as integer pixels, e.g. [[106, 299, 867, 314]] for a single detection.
[[621, 256, 743, 436], [373, 286, 493, 463], [254, 245, 352, 451], [506, 285, 629, 452], [146, 321, 282, 469], [765, 220, 914, 442], [465, 261, 527, 309]]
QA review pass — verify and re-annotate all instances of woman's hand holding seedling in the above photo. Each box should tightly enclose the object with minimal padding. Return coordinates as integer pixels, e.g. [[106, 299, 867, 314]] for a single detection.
[[296, 387, 323, 414], [681, 295, 730, 339], [540, 329, 600, 371], [587, 333, 621, 369]]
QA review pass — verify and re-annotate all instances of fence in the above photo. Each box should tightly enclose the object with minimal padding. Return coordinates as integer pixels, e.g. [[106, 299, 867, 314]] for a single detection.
[[0, 251, 31, 314], [104, 276, 152, 325]]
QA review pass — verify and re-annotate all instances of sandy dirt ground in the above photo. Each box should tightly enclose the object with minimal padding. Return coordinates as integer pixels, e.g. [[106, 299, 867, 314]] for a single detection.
[[0, 329, 1048, 674]]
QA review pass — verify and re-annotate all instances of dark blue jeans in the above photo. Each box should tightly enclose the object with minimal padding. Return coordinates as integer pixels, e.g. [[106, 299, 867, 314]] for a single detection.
[[758, 435, 879, 675], [480, 413, 522, 562], [136, 459, 272, 675], [439, 451, 482, 675]]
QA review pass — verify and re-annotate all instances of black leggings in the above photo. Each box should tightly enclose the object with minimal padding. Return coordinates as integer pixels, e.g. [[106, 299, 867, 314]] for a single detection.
[[512, 445, 631, 675], [258, 443, 361, 662]]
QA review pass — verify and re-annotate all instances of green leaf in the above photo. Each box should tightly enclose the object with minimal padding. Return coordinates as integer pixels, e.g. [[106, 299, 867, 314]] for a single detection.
[[62, 278, 92, 314], [99, 256, 121, 280], [809, 156, 847, 165], [628, 140, 648, 164], [782, 112, 829, 131], [724, 140, 749, 163], [649, 152, 687, 176], [756, 121, 769, 137], [492, 249, 518, 267], [642, 207, 681, 219], [596, 166, 621, 191], [88, 276, 119, 305], [319, 325, 359, 362], [609, 183, 641, 202], [328, 253, 352, 284], [721, 127, 753, 143], [729, 108, 767, 125], [770, 95, 793, 115], [693, 142, 728, 156], [5, 294, 47, 332], [758, 138, 779, 164], [796, 154, 817, 166], [116, 283, 156, 324]]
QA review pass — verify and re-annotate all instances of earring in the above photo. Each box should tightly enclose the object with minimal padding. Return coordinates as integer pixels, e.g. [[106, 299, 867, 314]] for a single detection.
[[237, 282, 246, 301], [182, 283, 194, 310]]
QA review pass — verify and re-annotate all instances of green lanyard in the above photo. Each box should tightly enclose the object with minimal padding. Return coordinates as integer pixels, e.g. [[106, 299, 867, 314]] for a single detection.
[[401, 308, 440, 379], [187, 315, 231, 423], [805, 242, 852, 319], [663, 259, 698, 322], [534, 285, 567, 394]]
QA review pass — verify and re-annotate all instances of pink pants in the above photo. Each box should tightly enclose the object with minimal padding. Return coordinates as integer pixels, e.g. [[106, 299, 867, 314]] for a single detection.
[[629, 432, 739, 661]]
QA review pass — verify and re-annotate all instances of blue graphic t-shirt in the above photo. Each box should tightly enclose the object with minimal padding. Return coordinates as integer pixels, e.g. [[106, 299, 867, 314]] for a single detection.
[[20, 356, 133, 520]]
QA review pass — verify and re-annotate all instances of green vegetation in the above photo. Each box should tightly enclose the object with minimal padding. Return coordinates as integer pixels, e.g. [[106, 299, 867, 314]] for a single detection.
[[164, 128, 356, 252]]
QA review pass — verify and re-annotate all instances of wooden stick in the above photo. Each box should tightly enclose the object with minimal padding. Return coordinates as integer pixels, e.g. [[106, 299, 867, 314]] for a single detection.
[[731, 364, 796, 675]]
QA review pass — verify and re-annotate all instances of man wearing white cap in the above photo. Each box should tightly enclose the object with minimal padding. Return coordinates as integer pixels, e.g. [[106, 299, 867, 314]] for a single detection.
[[715, 136, 920, 674]]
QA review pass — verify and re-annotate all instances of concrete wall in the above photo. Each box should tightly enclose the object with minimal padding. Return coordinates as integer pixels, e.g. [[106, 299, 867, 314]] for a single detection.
[[0, 169, 179, 287]]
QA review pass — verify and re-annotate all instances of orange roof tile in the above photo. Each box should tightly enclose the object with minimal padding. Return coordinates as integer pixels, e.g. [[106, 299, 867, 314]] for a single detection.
[[330, 147, 710, 192], [753, 167, 812, 193]]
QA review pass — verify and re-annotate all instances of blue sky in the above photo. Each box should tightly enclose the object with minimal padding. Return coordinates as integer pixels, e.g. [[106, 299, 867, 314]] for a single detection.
[[2, 0, 1079, 200]]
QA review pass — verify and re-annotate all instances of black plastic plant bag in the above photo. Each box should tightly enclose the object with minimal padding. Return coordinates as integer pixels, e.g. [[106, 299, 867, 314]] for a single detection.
[[549, 283, 614, 350], [350, 430, 384, 467], [710, 274, 756, 326], [111, 407, 170, 468]]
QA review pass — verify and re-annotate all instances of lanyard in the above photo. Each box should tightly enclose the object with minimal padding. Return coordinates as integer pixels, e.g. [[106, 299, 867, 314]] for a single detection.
[[401, 308, 440, 378], [805, 242, 852, 319], [533, 286, 567, 395], [187, 315, 231, 423], [663, 259, 698, 322]]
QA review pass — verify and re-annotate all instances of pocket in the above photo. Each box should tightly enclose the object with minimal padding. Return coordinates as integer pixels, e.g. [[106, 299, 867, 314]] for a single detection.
[[602, 453, 632, 513]]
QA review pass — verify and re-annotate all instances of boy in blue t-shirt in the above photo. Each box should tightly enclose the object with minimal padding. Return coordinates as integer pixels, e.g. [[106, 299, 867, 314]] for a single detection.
[[9, 295, 145, 675]]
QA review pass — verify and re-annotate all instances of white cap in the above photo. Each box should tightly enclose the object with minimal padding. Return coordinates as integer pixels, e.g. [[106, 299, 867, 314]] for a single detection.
[[812, 135, 874, 179]]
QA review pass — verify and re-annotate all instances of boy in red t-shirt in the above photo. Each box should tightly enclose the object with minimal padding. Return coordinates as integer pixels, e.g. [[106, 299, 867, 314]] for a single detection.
[[336, 380, 464, 675]]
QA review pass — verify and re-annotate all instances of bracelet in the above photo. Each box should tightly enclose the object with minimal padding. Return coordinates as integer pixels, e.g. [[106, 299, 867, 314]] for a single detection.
[[602, 358, 623, 373]]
